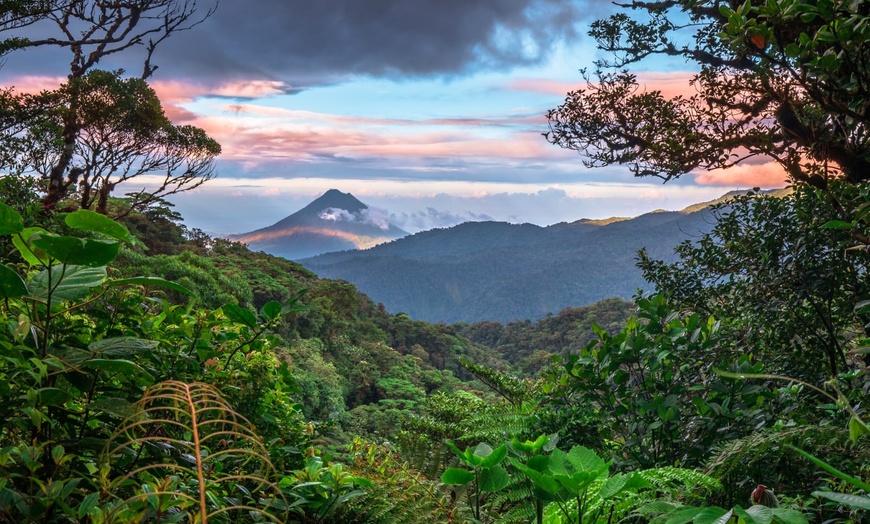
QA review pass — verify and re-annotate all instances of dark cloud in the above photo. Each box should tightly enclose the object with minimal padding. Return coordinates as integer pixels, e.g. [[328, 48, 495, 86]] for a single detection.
[[154, 0, 591, 84]]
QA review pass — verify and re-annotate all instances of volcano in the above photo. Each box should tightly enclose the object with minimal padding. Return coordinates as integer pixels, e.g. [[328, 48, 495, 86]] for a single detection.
[[229, 189, 407, 260]]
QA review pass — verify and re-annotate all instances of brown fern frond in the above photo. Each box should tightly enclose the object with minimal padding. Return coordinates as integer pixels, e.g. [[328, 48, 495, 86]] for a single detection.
[[100, 380, 288, 524]]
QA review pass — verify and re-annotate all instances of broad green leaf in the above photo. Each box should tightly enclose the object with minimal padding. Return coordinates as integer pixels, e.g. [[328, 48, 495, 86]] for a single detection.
[[565, 445, 607, 474], [12, 227, 49, 266], [260, 301, 283, 320], [223, 303, 257, 327], [600, 473, 629, 499], [26, 265, 107, 302], [83, 359, 154, 385], [548, 448, 571, 477], [78, 492, 101, 520], [692, 507, 730, 524], [65, 209, 134, 243], [849, 416, 870, 442], [473, 442, 494, 458], [479, 444, 507, 468], [0, 264, 26, 299], [0, 202, 23, 235], [554, 470, 597, 494], [31, 235, 119, 267], [445, 440, 466, 461], [89, 337, 159, 356], [820, 219, 855, 229], [811, 491, 870, 510], [663, 506, 703, 524], [479, 464, 509, 492], [744, 504, 774, 524], [441, 467, 474, 486], [513, 461, 561, 495], [36, 387, 71, 406], [770, 508, 808, 524], [108, 276, 194, 296], [52, 348, 93, 366]]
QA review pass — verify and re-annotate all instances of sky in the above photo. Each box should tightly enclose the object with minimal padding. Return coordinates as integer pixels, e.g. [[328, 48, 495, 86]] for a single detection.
[[1, 0, 789, 234]]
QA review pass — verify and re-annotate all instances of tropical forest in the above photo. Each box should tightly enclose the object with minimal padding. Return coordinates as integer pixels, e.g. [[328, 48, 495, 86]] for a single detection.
[[1, 1, 870, 523]]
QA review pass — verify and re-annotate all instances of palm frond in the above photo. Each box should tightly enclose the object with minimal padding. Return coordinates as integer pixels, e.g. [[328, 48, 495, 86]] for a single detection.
[[99, 380, 287, 523]]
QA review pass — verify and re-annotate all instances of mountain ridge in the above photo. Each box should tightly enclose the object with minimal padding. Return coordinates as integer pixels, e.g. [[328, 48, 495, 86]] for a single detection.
[[300, 206, 720, 323]]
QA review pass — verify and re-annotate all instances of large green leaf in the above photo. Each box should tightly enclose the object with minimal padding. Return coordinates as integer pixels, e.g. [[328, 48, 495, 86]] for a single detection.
[[89, 337, 159, 356], [565, 445, 607, 474], [222, 303, 256, 327], [599, 473, 629, 499], [108, 276, 194, 296], [83, 359, 153, 385], [260, 301, 283, 321], [441, 467, 474, 486], [479, 465, 509, 493], [512, 459, 561, 495], [663, 506, 703, 524], [811, 491, 870, 510], [479, 444, 507, 468], [31, 234, 119, 267], [36, 387, 71, 406], [65, 209, 134, 243], [0, 264, 26, 299], [12, 227, 50, 266], [26, 265, 107, 302], [770, 508, 808, 524], [0, 202, 23, 235], [693, 507, 731, 524]]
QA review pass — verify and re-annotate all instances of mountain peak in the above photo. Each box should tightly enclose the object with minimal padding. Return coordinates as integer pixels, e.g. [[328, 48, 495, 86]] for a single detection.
[[299, 189, 367, 216], [228, 189, 407, 260]]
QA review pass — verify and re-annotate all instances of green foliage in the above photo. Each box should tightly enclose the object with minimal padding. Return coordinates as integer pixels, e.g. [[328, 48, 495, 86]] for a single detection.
[[442, 441, 510, 521], [337, 438, 453, 523], [541, 294, 774, 469], [640, 185, 870, 381], [0, 201, 312, 522], [506, 440, 719, 524], [281, 455, 371, 523], [456, 298, 632, 375]]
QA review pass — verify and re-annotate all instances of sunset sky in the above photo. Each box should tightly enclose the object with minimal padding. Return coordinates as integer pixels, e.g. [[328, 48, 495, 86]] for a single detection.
[[1, 0, 789, 234]]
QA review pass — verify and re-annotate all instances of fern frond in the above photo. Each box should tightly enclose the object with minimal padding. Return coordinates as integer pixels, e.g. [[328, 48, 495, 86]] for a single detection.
[[639, 466, 722, 495], [338, 439, 452, 524], [100, 380, 287, 523]]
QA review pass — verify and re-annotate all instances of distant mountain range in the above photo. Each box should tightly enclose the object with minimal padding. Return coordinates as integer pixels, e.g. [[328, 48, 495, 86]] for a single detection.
[[231, 188, 784, 324], [297, 211, 711, 323], [228, 189, 407, 260]]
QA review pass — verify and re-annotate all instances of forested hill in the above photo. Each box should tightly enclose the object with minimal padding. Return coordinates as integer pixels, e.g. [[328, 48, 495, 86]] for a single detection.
[[299, 206, 720, 323]]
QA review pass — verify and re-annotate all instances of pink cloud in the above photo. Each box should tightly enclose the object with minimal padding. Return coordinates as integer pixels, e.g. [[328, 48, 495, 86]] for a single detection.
[[2, 75, 64, 94], [511, 71, 698, 100], [692, 161, 788, 187], [150, 79, 288, 104]]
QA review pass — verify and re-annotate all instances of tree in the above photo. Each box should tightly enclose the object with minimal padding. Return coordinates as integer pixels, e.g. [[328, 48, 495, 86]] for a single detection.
[[546, 0, 870, 190], [0, 0, 217, 209], [15, 70, 220, 216], [638, 185, 870, 379]]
